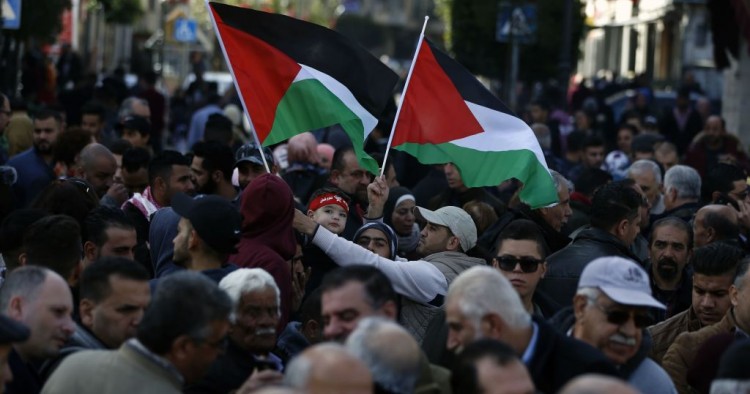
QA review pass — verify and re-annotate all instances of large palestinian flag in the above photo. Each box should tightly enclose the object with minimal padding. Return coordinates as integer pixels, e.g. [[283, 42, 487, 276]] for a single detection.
[[208, 2, 398, 174], [392, 39, 557, 208]]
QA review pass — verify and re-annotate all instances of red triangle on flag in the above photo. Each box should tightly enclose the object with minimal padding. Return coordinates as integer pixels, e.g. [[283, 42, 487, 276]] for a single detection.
[[392, 40, 484, 147]]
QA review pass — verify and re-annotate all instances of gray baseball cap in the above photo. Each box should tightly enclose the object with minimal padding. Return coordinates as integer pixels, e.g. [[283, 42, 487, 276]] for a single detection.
[[578, 256, 665, 310], [414, 206, 477, 252]]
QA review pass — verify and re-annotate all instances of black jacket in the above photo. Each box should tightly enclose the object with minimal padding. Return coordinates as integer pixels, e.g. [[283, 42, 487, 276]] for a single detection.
[[539, 227, 642, 308], [548, 307, 654, 380], [478, 207, 571, 257], [527, 318, 618, 394]]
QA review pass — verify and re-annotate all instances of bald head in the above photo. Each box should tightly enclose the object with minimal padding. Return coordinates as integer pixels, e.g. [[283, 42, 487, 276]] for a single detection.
[[78, 143, 117, 197], [694, 205, 739, 248], [346, 317, 421, 394], [287, 132, 319, 165], [284, 343, 372, 394], [559, 375, 639, 394]]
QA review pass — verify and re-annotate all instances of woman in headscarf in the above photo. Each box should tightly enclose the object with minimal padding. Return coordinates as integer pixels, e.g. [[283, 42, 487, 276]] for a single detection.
[[380, 187, 420, 259]]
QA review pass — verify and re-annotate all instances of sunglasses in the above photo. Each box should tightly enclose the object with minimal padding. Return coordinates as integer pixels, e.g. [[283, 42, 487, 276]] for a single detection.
[[593, 303, 652, 328], [493, 256, 542, 273]]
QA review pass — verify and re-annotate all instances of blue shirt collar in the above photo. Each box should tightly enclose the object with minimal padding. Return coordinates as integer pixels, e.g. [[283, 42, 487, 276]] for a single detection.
[[521, 321, 539, 365]]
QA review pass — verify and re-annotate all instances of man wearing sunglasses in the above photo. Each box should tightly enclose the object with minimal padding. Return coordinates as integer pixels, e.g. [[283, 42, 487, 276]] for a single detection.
[[492, 219, 559, 318], [562, 256, 676, 394]]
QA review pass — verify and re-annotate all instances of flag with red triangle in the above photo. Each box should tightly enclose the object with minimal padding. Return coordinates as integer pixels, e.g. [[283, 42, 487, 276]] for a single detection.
[[207, 2, 399, 174], [392, 38, 558, 208]]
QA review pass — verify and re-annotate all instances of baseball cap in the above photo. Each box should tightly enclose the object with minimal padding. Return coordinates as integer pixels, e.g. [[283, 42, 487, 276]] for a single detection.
[[578, 256, 665, 309], [414, 206, 477, 252], [116, 115, 151, 136], [235, 142, 275, 167], [0, 314, 30, 344], [171, 193, 242, 255]]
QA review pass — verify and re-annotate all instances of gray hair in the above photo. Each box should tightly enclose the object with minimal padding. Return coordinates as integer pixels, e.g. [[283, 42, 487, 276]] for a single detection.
[[664, 165, 701, 200], [345, 317, 420, 394], [0, 266, 51, 311], [710, 380, 750, 394], [219, 268, 280, 321], [576, 287, 602, 304], [118, 97, 149, 120], [447, 266, 531, 332], [79, 143, 115, 172], [550, 170, 573, 194], [628, 160, 662, 184], [136, 271, 232, 355], [284, 343, 349, 389], [734, 259, 750, 289]]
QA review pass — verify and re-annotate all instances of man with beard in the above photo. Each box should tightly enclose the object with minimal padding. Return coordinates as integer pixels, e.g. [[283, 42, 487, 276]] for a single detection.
[[185, 268, 283, 394], [190, 141, 238, 202], [327, 146, 372, 240], [76, 143, 129, 208], [8, 109, 63, 207], [685, 116, 749, 178], [648, 217, 693, 323], [554, 257, 676, 393], [648, 242, 743, 365]]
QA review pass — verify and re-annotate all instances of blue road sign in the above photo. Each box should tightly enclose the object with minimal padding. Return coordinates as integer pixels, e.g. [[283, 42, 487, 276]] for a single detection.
[[496, 4, 537, 44], [2, 0, 21, 30], [174, 17, 197, 43]]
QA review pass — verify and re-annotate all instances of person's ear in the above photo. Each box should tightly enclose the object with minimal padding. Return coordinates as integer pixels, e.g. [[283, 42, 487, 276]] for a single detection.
[[170, 335, 194, 362], [480, 313, 505, 338], [446, 235, 461, 252], [381, 300, 398, 321], [573, 294, 589, 320], [7, 296, 24, 320], [711, 191, 721, 203], [211, 170, 223, 183], [615, 219, 629, 238], [730, 284, 739, 307], [80, 299, 95, 328], [302, 319, 320, 343], [189, 229, 201, 250], [307, 210, 315, 219], [83, 241, 98, 263], [705, 226, 716, 243], [540, 262, 548, 278], [17, 252, 27, 267]]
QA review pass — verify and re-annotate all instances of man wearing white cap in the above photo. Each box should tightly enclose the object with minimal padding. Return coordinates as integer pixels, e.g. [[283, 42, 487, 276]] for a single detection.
[[293, 179, 485, 343], [562, 256, 677, 393]]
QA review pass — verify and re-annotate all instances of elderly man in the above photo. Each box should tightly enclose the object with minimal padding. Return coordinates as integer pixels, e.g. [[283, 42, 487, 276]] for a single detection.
[[478, 170, 572, 256], [445, 266, 616, 393], [542, 181, 644, 307], [648, 217, 694, 323], [0, 267, 76, 394], [661, 259, 750, 394], [186, 269, 283, 393], [649, 242, 744, 364], [283, 343, 372, 394], [40, 258, 151, 378], [451, 338, 536, 394], [692, 205, 740, 248], [42, 272, 232, 394], [294, 178, 485, 342], [552, 256, 676, 393], [657, 165, 702, 224], [76, 143, 128, 208], [628, 159, 665, 216], [345, 317, 421, 394]]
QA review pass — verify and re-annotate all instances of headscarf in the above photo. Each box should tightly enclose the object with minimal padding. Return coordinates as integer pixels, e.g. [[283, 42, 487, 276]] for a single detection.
[[353, 222, 398, 259]]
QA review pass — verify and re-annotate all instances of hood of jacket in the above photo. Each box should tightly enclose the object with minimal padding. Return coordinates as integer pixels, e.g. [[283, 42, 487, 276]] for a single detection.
[[239, 173, 296, 260], [549, 305, 654, 379]]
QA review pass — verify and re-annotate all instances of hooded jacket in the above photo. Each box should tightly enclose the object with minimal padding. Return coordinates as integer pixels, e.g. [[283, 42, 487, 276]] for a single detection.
[[231, 174, 296, 327]]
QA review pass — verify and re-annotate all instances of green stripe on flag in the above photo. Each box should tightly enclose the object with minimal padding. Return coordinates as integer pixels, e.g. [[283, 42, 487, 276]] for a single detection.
[[265, 78, 379, 174], [395, 142, 558, 209]]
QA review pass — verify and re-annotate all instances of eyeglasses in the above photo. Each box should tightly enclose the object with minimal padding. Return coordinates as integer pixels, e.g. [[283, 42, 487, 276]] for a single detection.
[[592, 303, 651, 328], [493, 256, 543, 273]]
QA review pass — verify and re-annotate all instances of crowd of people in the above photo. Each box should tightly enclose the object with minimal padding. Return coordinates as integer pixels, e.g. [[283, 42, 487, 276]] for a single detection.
[[0, 66, 749, 394]]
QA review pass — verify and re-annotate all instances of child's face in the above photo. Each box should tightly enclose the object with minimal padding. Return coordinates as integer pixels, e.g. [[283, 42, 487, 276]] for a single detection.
[[309, 204, 348, 234]]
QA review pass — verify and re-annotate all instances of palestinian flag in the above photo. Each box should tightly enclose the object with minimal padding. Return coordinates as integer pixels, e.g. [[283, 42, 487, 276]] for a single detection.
[[392, 39, 557, 208], [207, 2, 398, 174]]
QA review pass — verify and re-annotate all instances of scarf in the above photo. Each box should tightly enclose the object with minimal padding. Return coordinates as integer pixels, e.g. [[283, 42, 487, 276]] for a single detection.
[[397, 223, 420, 255], [123, 186, 161, 221]]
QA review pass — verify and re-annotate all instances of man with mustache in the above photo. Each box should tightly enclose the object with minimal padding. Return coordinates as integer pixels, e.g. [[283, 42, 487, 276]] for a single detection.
[[185, 268, 284, 394], [647, 217, 693, 323], [648, 242, 743, 365], [554, 256, 676, 393]]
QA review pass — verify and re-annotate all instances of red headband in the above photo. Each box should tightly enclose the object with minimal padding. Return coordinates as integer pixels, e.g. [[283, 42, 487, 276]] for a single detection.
[[309, 193, 349, 213]]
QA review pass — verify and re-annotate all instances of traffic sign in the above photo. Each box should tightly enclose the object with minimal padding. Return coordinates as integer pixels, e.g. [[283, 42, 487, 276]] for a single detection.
[[174, 17, 197, 43], [496, 3, 537, 44], [2, 0, 21, 30]]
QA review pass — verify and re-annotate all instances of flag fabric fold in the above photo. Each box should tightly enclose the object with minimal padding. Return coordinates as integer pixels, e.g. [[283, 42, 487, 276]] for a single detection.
[[208, 2, 399, 174], [392, 38, 558, 209]]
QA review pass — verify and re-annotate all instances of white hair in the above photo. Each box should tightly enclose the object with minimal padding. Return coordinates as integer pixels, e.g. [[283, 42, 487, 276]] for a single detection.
[[219, 268, 280, 321], [550, 170, 573, 194], [664, 165, 701, 200], [575, 287, 602, 304], [345, 317, 420, 394], [283, 343, 349, 389], [447, 266, 531, 331], [628, 160, 662, 184]]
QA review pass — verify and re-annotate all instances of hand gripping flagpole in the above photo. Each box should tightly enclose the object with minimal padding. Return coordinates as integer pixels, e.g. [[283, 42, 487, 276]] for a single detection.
[[379, 16, 429, 177], [206, 0, 271, 173]]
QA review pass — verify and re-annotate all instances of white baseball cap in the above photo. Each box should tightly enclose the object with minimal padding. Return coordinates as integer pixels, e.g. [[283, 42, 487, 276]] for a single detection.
[[578, 256, 665, 310], [414, 206, 477, 252]]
